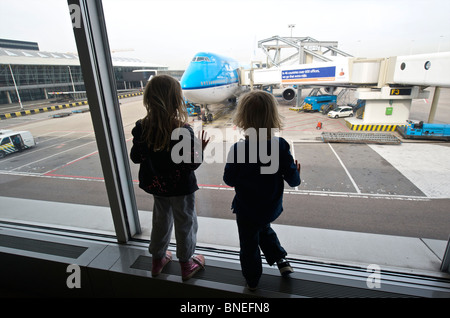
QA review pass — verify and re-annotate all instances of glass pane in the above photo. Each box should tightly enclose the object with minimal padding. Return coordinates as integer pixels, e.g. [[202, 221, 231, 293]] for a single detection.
[[102, 0, 450, 274], [0, 1, 113, 235]]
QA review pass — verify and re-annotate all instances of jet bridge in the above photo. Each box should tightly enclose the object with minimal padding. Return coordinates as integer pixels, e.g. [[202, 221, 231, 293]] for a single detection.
[[241, 52, 450, 130]]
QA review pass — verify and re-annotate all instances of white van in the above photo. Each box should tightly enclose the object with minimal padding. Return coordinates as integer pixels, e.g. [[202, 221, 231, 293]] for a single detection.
[[0, 130, 36, 158]]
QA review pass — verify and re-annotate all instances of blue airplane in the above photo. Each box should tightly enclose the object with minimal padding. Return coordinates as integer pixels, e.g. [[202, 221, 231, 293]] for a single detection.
[[180, 52, 243, 105]]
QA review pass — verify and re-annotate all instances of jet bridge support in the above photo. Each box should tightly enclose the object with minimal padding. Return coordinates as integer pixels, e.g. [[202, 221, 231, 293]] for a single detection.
[[347, 52, 450, 130], [428, 87, 441, 123], [348, 86, 429, 131]]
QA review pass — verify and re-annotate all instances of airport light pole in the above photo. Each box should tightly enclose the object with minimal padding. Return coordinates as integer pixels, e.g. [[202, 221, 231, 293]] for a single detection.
[[68, 65, 76, 92], [438, 35, 444, 52], [288, 24, 295, 38], [8, 64, 23, 110]]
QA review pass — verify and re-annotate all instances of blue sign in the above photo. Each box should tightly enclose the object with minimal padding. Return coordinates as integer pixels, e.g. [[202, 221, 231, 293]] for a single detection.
[[282, 66, 336, 83]]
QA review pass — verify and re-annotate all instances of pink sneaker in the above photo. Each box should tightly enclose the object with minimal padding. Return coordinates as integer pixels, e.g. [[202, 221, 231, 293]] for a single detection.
[[152, 251, 172, 277], [180, 255, 205, 281]]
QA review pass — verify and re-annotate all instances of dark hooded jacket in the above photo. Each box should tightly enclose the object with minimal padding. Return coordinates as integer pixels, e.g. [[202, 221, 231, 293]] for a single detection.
[[130, 120, 202, 196], [223, 137, 300, 225]]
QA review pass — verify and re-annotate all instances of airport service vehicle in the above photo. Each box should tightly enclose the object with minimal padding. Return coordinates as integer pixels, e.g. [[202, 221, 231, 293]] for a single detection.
[[186, 102, 201, 116], [0, 130, 36, 158], [181, 52, 241, 105], [303, 95, 337, 113], [397, 121, 450, 140], [328, 106, 354, 118]]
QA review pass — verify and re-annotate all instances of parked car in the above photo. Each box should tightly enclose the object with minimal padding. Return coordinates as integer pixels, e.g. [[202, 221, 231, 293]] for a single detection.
[[328, 106, 354, 118]]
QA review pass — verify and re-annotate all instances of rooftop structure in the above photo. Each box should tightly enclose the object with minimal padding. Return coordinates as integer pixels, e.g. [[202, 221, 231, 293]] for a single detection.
[[0, 38, 39, 51], [258, 35, 353, 67]]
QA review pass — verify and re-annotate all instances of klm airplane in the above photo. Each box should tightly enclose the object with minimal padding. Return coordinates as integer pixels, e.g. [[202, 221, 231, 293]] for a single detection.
[[180, 52, 243, 105], [180, 52, 299, 106]]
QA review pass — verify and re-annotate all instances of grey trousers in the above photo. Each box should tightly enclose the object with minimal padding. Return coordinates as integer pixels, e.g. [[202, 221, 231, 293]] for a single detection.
[[149, 193, 198, 262]]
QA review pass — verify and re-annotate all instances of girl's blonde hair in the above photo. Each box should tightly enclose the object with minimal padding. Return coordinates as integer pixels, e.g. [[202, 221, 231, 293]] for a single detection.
[[233, 90, 282, 138], [141, 75, 188, 151]]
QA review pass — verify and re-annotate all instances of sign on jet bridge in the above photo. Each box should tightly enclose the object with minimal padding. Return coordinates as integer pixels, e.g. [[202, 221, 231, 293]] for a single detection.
[[282, 66, 336, 83], [281, 62, 349, 85]]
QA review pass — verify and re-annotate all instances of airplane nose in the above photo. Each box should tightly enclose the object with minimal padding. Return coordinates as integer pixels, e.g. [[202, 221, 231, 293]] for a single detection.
[[180, 62, 206, 103], [181, 65, 204, 90]]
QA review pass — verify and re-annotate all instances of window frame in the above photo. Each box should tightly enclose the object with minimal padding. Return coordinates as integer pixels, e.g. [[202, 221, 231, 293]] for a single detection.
[[69, 0, 140, 243]]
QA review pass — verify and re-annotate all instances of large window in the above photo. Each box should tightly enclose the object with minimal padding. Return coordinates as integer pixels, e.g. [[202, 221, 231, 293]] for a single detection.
[[0, 1, 113, 234], [102, 0, 450, 273], [0, 0, 449, 278]]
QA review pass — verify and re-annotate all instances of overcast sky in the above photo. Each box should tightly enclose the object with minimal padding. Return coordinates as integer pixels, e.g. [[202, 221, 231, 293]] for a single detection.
[[1, 0, 449, 69]]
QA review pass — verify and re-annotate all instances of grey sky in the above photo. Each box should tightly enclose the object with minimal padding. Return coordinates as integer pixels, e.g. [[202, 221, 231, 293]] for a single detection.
[[1, 0, 449, 69]]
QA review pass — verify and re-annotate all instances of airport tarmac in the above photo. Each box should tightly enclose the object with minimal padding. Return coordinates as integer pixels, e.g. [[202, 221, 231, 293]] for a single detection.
[[1, 91, 450, 278]]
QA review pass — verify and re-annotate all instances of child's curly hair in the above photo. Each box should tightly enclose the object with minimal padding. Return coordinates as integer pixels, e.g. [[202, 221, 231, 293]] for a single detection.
[[233, 90, 282, 138]]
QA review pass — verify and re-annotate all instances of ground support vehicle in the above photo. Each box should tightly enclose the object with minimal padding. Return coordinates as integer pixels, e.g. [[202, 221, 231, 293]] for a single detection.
[[186, 102, 201, 116], [303, 95, 337, 113], [0, 130, 36, 158], [397, 121, 450, 141]]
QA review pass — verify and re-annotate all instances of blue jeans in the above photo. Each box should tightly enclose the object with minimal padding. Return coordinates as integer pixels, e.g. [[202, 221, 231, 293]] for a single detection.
[[236, 215, 287, 287]]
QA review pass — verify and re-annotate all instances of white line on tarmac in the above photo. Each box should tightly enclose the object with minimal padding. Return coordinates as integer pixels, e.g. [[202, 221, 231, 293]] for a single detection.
[[0, 170, 433, 201], [11, 132, 95, 171], [42, 149, 99, 175], [327, 142, 361, 194], [36, 131, 76, 143]]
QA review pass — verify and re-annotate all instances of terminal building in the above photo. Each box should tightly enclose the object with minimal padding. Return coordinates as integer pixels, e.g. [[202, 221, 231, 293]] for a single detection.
[[0, 38, 169, 105]]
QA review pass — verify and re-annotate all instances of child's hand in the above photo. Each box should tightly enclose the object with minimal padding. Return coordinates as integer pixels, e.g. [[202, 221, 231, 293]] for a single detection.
[[295, 160, 301, 173], [199, 130, 210, 150]]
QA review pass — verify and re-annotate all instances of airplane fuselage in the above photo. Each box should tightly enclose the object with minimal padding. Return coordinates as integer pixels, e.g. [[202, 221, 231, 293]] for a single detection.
[[180, 52, 241, 104]]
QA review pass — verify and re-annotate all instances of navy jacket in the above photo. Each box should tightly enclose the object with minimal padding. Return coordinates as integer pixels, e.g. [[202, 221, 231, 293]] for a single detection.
[[130, 120, 201, 196], [223, 137, 300, 225]]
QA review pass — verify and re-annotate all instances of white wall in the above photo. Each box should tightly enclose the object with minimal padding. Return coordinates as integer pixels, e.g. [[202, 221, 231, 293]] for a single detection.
[[363, 99, 411, 124]]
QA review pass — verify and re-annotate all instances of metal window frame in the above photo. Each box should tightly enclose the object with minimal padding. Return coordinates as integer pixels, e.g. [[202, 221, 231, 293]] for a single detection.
[[68, 0, 140, 242]]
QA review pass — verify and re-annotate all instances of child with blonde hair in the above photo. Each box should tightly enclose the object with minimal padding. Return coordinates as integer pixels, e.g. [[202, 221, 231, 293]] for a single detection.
[[130, 75, 209, 281], [223, 90, 301, 290]]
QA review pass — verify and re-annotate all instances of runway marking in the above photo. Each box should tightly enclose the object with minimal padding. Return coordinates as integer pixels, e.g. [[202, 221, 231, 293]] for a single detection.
[[43, 150, 99, 175], [283, 189, 429, 201], [0, 130, 439, 202], [35, 131, 76, 142], [0, 169, 432, 201], [327, 142, 361, 194], [10, 133, 95, 171], [0, 133, 82, 167]]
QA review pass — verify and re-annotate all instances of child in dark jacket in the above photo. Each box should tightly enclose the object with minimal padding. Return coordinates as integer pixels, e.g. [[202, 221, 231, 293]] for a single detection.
[[130, 75, 209, 281], [223, 90, 301, 290]]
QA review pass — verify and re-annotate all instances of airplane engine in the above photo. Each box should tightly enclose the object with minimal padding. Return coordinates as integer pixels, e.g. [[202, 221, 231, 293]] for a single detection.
[[324, 86, 337, 94], [282, 87, 296, 101]]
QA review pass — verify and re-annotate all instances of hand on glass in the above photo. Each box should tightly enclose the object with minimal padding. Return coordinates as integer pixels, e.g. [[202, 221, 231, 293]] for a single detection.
[[295, 159, 301, 173], [198, 130, 210, 150]]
